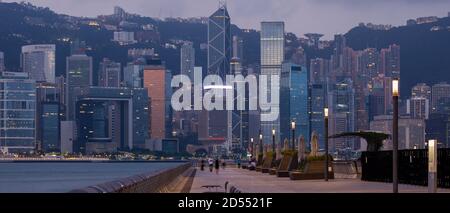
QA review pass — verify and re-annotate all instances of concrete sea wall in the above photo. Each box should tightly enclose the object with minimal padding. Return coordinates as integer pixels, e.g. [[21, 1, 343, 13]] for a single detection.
[[70, 162, 192, 193]]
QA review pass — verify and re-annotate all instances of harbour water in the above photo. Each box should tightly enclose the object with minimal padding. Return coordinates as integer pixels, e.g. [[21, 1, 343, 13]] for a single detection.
[[0, 161, 184, 193]]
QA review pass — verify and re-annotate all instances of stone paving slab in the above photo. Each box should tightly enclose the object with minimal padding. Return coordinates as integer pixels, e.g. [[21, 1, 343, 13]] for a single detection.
[[190, 166, 450, 193]]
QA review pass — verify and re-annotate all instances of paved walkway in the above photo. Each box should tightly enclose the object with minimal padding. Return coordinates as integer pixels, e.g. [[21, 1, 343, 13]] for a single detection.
[[190, 166, 450, 193]]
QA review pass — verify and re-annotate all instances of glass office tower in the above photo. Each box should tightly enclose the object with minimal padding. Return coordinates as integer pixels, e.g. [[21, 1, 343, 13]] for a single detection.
[[260, 21, 284, 143], [310, 84, 326, 149], [66, 54, 93, 120], [0, 72, 36, 154], [281, 63, 309, 145], [41, 102, 60, 152], [21, 45, 56, 83], [206, 4, 232, 149]]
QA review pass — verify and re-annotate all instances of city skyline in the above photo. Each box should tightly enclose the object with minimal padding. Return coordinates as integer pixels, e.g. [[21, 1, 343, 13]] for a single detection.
[[3, 0, 450, 39], [1, 0, 450, 200]]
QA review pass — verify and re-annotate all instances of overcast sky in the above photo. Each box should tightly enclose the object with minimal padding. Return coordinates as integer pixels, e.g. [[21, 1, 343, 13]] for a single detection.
[[5, 0, 450, 39]]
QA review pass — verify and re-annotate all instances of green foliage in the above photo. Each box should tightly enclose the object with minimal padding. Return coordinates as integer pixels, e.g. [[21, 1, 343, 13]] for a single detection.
[[307, 155, 328, 162], [330, 131, 389, 152], [258, 153, 263, 160], [296, 159, 307, 172], [266, 151, 276, 159], [281, 150, 297, 156], [272, 159, 281, 168]]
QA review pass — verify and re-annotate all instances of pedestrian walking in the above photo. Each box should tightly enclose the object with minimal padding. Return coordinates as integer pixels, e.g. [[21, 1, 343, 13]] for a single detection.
[[200, 159, 205, 171], [215, 158, 220, 175], [208, 158, 214, 172]]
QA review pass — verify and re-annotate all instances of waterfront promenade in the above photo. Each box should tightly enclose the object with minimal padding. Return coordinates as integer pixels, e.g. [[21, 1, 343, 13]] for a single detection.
[[190, 166, 450, 193]]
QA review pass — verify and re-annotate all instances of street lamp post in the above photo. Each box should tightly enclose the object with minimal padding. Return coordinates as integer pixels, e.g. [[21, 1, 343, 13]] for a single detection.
[[392, 78, 399, 193], [291, 121, 296, 150], [272, 129, 276, 155], [259, 130, 263, 158], [324, 107, 329, 182], [250, 138, 254, 159]]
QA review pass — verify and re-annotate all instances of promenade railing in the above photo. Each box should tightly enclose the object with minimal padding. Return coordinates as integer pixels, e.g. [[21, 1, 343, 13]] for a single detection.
[[361, 148, 450, 188]]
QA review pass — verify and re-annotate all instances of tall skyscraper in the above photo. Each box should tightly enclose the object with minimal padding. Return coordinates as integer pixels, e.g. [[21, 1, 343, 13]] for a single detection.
[[206, 3, 232, 147], [354, 82, 369, 139], [70, 39, 87, 55], [310, 84, 326, 149], [176, 43, 198, 140], [60, 121, 75, 153], [368, 88, 385, 121], [407, 97, 430, 120], [260, 21, 285, 143], [310, 58, 330, 84], [55, 75, 66, 114], [341, 47, 358, 79], [123, 63, 144, 88], [380, 44, 401, 78], [431, 82, 450, 112], [40, 102, 60, 152], [76, 100, 109, 153], [74, 87, 148, 153], [98, 58, 121, 87], [412, 83, 431, 100], [280, 63, 309, 144], [66, 54, 93, 120], [357, 48, 379, 86], [208, 3, 231, 76], [332, 34, 346, 69], [328, 78, 356, 152], [35, 82, 60, 153], [180, 42, 195, 80], [21, 45, 56, 83], [229, 56, 249, 154], [0, 51, 4, 72], [232, 36, 244, 63], [143, 65, 172, 140], [0, 72, 36, 154]]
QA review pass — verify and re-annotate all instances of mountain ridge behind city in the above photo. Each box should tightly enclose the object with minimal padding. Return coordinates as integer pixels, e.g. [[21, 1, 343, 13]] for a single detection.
[[0, 2, 450, 95]]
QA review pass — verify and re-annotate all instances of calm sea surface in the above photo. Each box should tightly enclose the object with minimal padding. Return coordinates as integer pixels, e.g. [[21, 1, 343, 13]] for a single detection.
[[0, 161, 184, 193]]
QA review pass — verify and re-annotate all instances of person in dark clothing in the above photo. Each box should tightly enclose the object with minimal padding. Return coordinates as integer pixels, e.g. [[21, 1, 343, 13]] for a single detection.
[[215, 159, 220, 174], [221, 160, 226, 169], [200, 159, 205, 171]]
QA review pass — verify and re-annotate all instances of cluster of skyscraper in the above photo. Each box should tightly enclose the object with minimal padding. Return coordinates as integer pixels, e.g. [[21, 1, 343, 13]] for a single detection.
[[190, 5, 407, 157], [308, 36, 407, 155], [2, 4, 448, 157], [0, 39, 180, 154]]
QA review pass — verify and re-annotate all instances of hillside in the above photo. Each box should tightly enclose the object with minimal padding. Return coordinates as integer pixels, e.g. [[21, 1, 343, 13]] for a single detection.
[[0, 2, 261, 82], [0, 2, 449, 95], [345, 17, 450, 95]]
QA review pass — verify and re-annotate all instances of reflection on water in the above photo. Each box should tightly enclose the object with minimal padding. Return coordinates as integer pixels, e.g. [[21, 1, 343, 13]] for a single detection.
[[0, 162, 183, 193]]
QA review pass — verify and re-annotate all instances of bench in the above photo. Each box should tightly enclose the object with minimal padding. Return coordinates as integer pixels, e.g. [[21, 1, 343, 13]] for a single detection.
[[289, 160, 334, 180], [229, 186, 242, 193], [201, 185, 223, 193]]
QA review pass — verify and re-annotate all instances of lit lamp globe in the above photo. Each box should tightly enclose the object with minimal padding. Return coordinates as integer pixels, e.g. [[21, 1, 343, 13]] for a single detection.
[[392, 78, 399, 97]]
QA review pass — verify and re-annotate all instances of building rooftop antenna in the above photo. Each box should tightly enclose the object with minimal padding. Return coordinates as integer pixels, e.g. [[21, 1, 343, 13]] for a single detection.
[[219, 0, 227, 9]]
